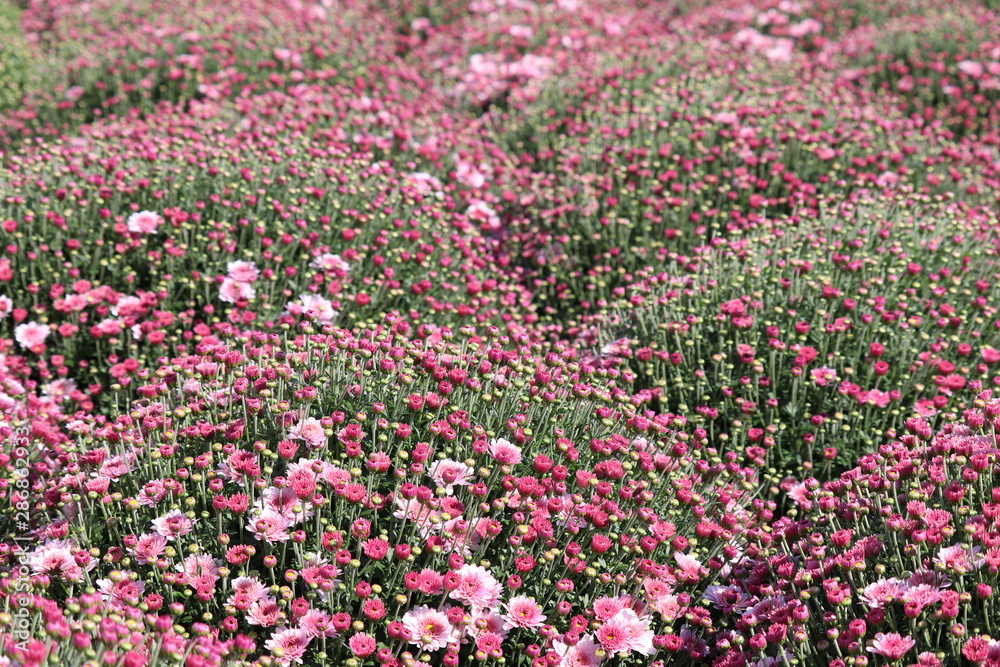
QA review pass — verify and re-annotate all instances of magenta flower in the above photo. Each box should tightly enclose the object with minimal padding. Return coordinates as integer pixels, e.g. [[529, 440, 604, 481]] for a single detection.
[[347, 632, 377, 658], [868, 633, 916, 661]]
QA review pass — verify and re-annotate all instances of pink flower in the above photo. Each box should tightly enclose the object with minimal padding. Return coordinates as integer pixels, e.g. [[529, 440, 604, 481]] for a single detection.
[[126, 210, 163, 234], [595, 609, 654, 656], [247, 597, 283, 626], [868, 632, 916, 661], [958, 60, 985, 78], [287, 417, 327, 449], [553, 633, 602, 667], [427, 459, 474, 495], [151, 510, 195, 540], [860, 578, 906, 608], [503, 595, 546, 630], [310, 253, 350, 272], [299, 609, 338, 639], [219, 277, 256, 303], [265, 628, 312, 665], [28, 540, 92, 582], [128, 533, 168, 565], [450, 564, 503, 611], [285, 294, 337, 324], [488, 438, 522, 465], [0, 295, 12, 318], [935, 544, 984, 573], [402, 605, 459, 651], [227, 260, 260, 282], [348, 632, 377, 658], [249, 509, 292, 544], [811, 366, 839, 386], [96, 572, 145, 609], [14, 322, 50, 349]]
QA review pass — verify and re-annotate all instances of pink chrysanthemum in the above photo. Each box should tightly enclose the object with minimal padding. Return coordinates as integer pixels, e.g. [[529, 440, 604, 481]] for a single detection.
[[450, 564, 503, 611], [488, 437, 522, 465], [427, 458, 474, 495], [264, 627, 311, 665], [503, 595, 546, 630], [596, 609, 654, 656], [868, 632, 916, 661], [126, 210, 163, 234], [151, 510, 195, 540], [14, 322, 50, 349], [287, 417, 327, 449], [227, 260, 260, 282], [402, 605, 459, 651], [219, 277, 256, 303], [553, 634, 602, 667], [128, 533, 168, 565], [348, 632, 377, 658], [249, 509, 292, 544], [96, 573, 145, 609]]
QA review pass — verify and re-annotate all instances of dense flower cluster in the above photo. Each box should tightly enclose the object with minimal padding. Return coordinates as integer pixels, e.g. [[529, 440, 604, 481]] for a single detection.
[[1, 0, 999, 665]]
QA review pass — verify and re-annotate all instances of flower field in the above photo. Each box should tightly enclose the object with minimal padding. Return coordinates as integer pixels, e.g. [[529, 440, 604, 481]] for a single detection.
[[2, 0, 1000, 665]]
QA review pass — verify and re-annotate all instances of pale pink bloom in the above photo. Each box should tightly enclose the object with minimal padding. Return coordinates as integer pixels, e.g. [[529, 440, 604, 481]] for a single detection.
[[935, 544, 984, 573], [456, 161, 489, 189], [402, 605, 459, 651], [468, 609, 509, 639], [466, 199, 501, 230], [902, 584, 941, 615], [503, 595, 546, 630], [285, 294, 337, 324], [99, 453, 135, 480], [249, 509, 293, 544], [674, 551, 707, 581], [476, 630, 504, 656], [137, 480, 168, 507], [811, 366, 839, 386], [404, 171, 443, 194], [180, 554, 220, 583], [219, 277, 256, 303], [593, 595, 635, 622], [553, 633, 602, 667], [110, 295, 143, 317], [0, 295, 12, 317], [128, 533, 168, 565], [309, 253, 350, 272], [14, 322, 50, 349], [450, 564, 503, 611], [228, 577, 268, 606], [288, 417, 327, 449], [596, 609, 654, 655], [126, 210, 163, 234], [265, 628, 311, 665], [765, 39, 795, 63], [247, 596, 283, 626], [299, 609, 338, 639], [427, 458, 475, 495], [868, 632, 916, 661], [151, 509, 196, 540], [860, 578, 906, 608], [227, 260, 260, 282], [348, 632, 377, 657], [29, 540, 90, 582], [959, 60, 985, 78], [703, 585, 750, 614], [96, 573, 145, 608], [488, 438, 522, 465], [788, 18, 822, 37]]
